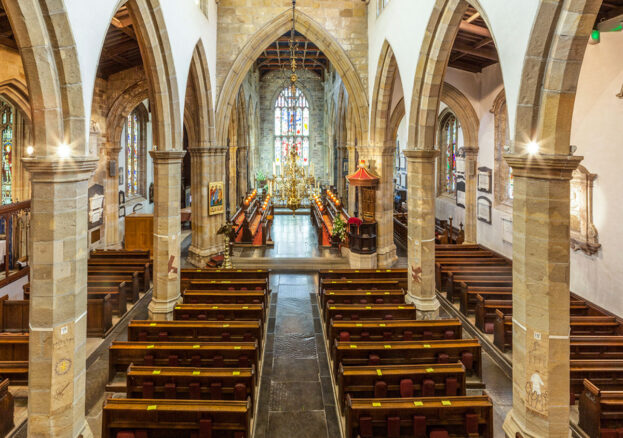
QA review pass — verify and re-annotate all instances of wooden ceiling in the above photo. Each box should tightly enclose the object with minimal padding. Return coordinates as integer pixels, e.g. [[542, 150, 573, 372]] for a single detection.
[[449, 7, 498, 73], [256, 31, 329, 79], [96, 6, 143, 79], [0, 5, 17, 50], [597, 1, 623, 26]]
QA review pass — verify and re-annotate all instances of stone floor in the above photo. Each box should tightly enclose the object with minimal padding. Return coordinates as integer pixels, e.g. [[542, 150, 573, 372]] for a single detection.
[[253, 273, 340, 438]]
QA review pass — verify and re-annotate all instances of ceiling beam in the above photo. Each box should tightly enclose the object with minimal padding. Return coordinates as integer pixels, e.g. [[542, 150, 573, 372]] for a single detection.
[[448, 59, 482, 73], [459, 21, 491, 38], [0, 36, 17, 50], [451, 41, 498, 61]]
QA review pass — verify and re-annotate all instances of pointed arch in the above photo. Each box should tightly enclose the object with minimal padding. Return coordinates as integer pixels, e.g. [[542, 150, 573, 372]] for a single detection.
[[216, 8, 368, 146], [107, 79, 150, 147], [388, 97, 405, 144], [184, 40, 215, 149], [440, 82, 479, 148], [0, 79, 30, 121]]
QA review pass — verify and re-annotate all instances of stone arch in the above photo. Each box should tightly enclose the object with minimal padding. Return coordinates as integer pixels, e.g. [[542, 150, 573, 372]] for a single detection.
[[513, 0, 601, 154], [388, 97, 405, 145], [2, 0, 88, 156], [0, 78, 30, 121], [216, 8, 368, 146], [106, 79, 150, 147], [441, 82, 479, 148], [370, 40, 402, 149], [184, 40, 215, 150], [126, 0, 182, 151]]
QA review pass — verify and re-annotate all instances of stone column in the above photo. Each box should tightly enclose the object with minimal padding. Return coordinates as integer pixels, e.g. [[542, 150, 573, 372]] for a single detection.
[[404, 149, 440, 319], [462, 147, 479, 244], [336, 145, 346, 200], [359, 146, 397, 268], [503, 153, 581, 438], [23, 157, 97, 437], [238, 146, 248, 197], [149, 150, 185, 320], [187, 147, 227, 267], [103, 145, 122, 248], [228, 145, 238, 214], [347, 145, 356, 215]]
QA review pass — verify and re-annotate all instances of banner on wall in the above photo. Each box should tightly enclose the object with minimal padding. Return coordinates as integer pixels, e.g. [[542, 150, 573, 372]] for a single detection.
[[209, 182, 224, 215]]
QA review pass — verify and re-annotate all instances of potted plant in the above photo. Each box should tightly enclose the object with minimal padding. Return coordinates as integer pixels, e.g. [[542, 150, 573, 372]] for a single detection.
[[332, 216, 347, 247], [256, 170, 267, 191]]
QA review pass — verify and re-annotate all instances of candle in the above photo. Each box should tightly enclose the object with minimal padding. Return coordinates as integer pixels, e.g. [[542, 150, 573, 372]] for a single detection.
[[273, 162, 276, 176]]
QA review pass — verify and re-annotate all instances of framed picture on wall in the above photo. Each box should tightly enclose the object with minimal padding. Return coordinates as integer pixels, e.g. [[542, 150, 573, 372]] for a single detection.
[[119, 190, 125, 206], [478, 167, 492, 193], [118, 206, 126, 218], [209, 182, 224, 215]]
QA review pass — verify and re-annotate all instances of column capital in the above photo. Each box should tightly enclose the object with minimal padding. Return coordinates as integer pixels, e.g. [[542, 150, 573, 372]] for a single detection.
[[403, 149, 439, 161], [149, 150, 186, 163], [22, 156, 98, 182], [460, 146, 479, 158], [358, 144, 394, 156], [504, 153, 582, 180], [188, 146, 228, 157]]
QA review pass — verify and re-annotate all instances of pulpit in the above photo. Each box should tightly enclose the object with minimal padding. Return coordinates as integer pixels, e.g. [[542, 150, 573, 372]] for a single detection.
[[346, 164, 378, 255]]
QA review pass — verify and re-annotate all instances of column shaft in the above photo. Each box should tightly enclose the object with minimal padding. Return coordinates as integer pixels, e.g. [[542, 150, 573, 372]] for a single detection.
[[104, 146, 121, 247], [404, 149, 440, 319], [347, 145, 356, 215], [503, 154, 581, 438], [228, 146, 238, 214], [23, 157, 97, 437], [463, 147, 478, 244], [149, 150, 185, 320]]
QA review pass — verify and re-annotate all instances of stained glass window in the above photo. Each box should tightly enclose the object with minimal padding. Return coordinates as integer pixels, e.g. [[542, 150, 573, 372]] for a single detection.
[[0, 100, 14, 205], [508, 168, 514, 200], [126, 109, 143, 196], [439, 113, 459, 194], [274, 86, 310, 166]]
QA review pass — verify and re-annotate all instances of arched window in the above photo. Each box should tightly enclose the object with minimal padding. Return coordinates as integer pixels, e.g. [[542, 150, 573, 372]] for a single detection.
[[125, 106, 147, 197], [438, 112, 459, 194], [491, 91, 512, 205], [274, 86, 310, 166], [0, 99, 14, 204]]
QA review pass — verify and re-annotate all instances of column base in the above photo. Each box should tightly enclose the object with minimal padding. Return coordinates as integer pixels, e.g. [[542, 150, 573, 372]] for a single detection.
[[79, 420, 94, 438], [503, 410, 537, 438], [377, 244, 397, 268], [405, 294, 440, 320], [187, 244, 223, 268], [348, 250, 378, 269], [148, 295, 182, 321]]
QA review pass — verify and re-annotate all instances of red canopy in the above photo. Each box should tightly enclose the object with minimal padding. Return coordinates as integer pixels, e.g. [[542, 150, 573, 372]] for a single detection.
[[346, 165, 379, 187]]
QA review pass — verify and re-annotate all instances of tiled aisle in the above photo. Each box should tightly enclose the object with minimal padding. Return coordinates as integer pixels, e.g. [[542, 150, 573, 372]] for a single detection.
[[254, 273, 340, 438]]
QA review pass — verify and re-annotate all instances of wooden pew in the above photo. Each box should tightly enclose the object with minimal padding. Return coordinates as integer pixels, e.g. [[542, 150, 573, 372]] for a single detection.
[[0, 378, 14, 437], [449, 276, 512, 302], [0, 361, 28, 385], [434, 259, 509, 289], [324, 304, 417, 331], [88, 264, 150, 293], [437, 265, 511, 291], [180, 268, 270, 292], [187, 279, 268, 293], [579, 379, 623, 438], [128, 320, 262, 345], [24, 284, 125, 317], [571, 360, 623, 402], [460, 286, 513, 315], [102, 398, 251, 438], [332, 339, 482, 377], [88, 279, 131, 311], [320, 279, 402, 296], [0, 295, 27, 332], [571, 336, 623, 360], [126, 364, 255, 404], [344, 394, 493, 438], [91, 249, 150, 260], [435, 244, 482, 251], [183, 290, 266, 306], [0, 334, 28, 363], [108, 341, 259, 381], [337, 363, 466, 410], [88, 259, 152, 282], [328, 319, 462, 344], [319, 269, 407, 280], [173, 304, 264, 323], [89, 272, 141, 303], [321, 290, 405, 309]]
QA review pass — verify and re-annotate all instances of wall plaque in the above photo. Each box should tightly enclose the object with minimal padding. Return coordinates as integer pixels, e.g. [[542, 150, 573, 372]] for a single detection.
[[477, 167, 492, 193]]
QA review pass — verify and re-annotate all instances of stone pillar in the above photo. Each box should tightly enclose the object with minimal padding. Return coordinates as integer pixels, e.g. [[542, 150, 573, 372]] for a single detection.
[[228, 145, 238, 214], [187, 147, 226, 267], [503, 153, 581, 438], [23, 157, 97, 437], [238, 146, 248, 197], [149, 150, 185, 320], [103, 145, 122, 248], [462, 147, 478, 244], [359, 146, 397, 268], [347, 145, 356, 215], [404, 149, 440, 319], [336, 145, 346, 200]]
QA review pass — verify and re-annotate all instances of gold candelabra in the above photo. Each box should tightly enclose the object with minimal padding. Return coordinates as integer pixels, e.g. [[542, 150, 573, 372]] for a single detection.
[[273, 148, 315, 214]]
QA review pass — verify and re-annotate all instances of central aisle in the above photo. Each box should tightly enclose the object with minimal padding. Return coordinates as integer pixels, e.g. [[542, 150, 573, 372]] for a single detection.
[[254, 273, 340, 438], [265, 214, 320, 258]]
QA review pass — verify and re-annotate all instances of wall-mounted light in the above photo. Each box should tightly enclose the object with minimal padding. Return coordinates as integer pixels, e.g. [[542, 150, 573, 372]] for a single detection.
[[526, 141, 539, 155], [57, 143, 71, 158], [25, 145, 34, 156]]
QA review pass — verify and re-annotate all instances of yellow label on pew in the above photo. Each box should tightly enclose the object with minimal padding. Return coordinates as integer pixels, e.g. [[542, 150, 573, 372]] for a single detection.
[[257, 270, 262, 272], [152, 370, 161, 375], [356, 324, 363, 327], [350, 344, 357, 348], [365, 306, 372, 309], [193, 345, 200, 349], [413, 401, 424, 407], [331, 281, 336, 284], [384, 292, 390, 295], [426, 368, 435, 373], [376, 369, 382, 376], [210, 281, 216, 283], [222, 281, 231, 283], [223, 324, 230, 328], [366, 292, 371, 295], [384, 345, 391, 349], [196, 269, 201, 272], [376, 270, 381, 272], [423, 344, 431, 348], [329, 292, 334, 295], [355, 270, 359, 273], [237, 270, 242, 272], [330, 307, 336, 310], [192, 371, 200, 376], [175, 307, 181, 310], [216, 270, 221, 272], [372, 402, 382, 407], [149, 323, 157, 326], [234, 346, 241, 350], [398, 306, 405, 309], [379, 324, 386, 327], [147, 405, 157, 411], [147, 345, 154, 349], [441, 400, 452, 406], [328, 270, 333, 272], [242, 306, 249, 310], [347, 280, 352, 283], [232, 371, 240, 376], [386, 270, 391, 272]]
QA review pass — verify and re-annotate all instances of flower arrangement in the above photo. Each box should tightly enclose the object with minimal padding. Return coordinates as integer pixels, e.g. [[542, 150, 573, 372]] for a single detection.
[[332, 216, 347, 242]]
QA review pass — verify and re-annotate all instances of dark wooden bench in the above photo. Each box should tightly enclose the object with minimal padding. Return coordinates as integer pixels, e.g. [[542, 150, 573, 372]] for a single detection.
[[187, 279, 268, 293], [88, 272, 141, 303], [571, 360, 623, 403], [24, 284, 125, 316], [319, 269, 407, 280], [579, 379, 623, 438], [344, 394, 493, 438], [0, 334, 28, 362], [173, 304, 264, 323], [183, 290, 266, 306], [324, 304, 417, 332], [102, 398, 251, 438], [332, 339, 482, 378], [449, 276, 512, 302], [91, 249, 151, 259], [128, 320, 262, 345], [328, 319, 462, 344], [437, 265, 511, 292], [461, 287, 513, 315], [181, 268, 270, 292], [320, 279, 403, 296], [88, 264, 150, 293], [321, 290, 405, 309], [337, 363, 466, 410], [571, 336, 623, 360], [108, 341, 259, 381], [126, 364, 255, 405], [0, 378, 14, 436], [0, 361, 28, 385]]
